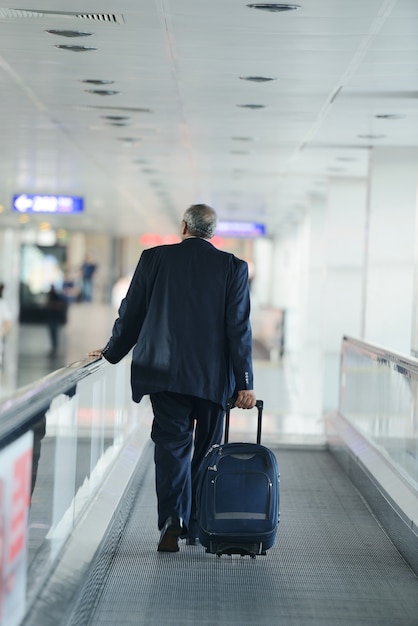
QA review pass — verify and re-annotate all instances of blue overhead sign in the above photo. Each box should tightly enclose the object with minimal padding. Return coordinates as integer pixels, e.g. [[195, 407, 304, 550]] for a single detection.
[[12, 194, 84, 214], [216, 221, 266, 237]]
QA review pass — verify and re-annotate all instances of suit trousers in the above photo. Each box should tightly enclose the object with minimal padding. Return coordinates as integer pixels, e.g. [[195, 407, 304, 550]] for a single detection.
[[150, 391, 224, 532]]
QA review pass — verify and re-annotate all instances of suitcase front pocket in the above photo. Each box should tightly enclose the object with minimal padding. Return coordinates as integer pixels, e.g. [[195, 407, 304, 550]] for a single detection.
[[212, 471, 272, 521]]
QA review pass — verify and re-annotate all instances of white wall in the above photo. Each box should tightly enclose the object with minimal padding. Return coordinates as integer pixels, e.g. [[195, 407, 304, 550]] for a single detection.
[[364, 148, 418, 353], [264, 148, 418, 425]]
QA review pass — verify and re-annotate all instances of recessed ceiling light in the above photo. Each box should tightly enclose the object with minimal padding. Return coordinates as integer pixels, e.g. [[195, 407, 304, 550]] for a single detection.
[[83, 79, 115, 85], [46, 29, 93, 37], [77, 105, 152, 113], [375, 114, 404, 120], [118, 137, 138, 142], [247, 3, 301, 12], [102, 115, 129, 121], [55, 45, 97, 51], [357, 134, 386, 139], [239, 76, 277, 82], [236, 104, 266, 109], [108, 122, 128, 126], [86, 89, 119, 96], [231, 136, 253, 141], [230, 150, 249, 155]]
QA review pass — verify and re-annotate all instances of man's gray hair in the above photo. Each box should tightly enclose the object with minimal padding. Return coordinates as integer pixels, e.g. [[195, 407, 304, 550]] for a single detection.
[[183, 204, 218, 239]]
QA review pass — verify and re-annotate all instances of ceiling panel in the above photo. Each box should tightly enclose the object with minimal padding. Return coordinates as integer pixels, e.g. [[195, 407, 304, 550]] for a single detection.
[[0, 0, 416, 235]]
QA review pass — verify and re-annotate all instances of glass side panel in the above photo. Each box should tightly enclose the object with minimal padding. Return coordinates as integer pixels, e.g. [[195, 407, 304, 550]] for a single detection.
[[340, 340, 418, 489], [27, 357, 142, 574]]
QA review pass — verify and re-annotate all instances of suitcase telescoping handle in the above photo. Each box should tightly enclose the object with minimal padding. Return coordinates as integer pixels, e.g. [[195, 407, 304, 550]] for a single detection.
[[225, 398, 264, 444]]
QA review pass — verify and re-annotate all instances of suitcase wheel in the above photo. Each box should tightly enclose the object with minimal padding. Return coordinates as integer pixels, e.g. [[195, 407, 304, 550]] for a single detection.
[[215, 550, 256, 559], [212, 542, 262, 558]]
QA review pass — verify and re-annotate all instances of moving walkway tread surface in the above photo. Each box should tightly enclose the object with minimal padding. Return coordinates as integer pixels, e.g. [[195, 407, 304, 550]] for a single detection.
[[75, 447, 418, 625]]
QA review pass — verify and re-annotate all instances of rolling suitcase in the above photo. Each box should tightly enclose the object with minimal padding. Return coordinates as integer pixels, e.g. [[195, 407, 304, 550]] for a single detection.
[[197, 399, 280, 557]]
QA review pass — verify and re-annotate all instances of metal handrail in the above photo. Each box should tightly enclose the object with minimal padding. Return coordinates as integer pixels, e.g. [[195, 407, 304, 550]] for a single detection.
[[343, 335, 418, 377], [0, 356, 105, 448]]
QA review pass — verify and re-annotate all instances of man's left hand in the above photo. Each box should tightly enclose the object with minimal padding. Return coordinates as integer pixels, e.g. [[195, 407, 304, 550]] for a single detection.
[[88, 349, 103, 358]]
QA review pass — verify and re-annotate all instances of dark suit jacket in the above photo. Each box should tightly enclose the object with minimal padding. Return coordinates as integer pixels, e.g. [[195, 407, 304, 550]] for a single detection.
[[102, 237, 253, 408]]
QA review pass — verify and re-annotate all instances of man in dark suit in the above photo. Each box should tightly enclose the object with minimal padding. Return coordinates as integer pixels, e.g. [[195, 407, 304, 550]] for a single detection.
[[89, 204, 256, 552]]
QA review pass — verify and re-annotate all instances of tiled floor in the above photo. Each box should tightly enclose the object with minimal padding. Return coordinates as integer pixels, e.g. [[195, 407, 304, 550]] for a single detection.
[[1, 302, 116, 394]]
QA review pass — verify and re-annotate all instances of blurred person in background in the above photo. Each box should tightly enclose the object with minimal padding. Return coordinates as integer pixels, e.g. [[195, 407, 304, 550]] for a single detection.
[[45, 284, 67, 357], [0, 282, 12, 368], [80, 253, 98, 302]]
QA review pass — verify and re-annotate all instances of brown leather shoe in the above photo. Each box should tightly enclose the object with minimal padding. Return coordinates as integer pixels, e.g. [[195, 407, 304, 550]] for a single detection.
[[157, 515, 184, 552]]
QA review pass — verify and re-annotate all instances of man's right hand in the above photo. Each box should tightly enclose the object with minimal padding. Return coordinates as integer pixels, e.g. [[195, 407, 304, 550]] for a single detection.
[[234, 390, 257, 409]]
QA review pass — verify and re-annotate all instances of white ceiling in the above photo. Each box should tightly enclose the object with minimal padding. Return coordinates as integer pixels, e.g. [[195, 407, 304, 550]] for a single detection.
[[0, 1, 417, 237]]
